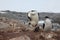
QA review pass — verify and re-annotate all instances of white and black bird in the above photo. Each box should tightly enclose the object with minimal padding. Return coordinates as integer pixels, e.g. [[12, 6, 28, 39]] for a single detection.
[[44, 16, 52, 31], [27, 10, 40, 32]]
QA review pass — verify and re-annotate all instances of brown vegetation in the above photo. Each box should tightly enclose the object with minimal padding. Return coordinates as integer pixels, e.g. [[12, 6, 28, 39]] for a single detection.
[[0, 17, 60, 40]]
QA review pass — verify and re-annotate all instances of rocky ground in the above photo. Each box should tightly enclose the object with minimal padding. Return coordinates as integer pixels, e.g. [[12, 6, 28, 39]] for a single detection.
[[0, 17, 60, 40]]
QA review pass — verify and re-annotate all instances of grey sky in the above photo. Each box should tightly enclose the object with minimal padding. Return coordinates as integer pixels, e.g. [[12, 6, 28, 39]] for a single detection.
[[0, 0, 60, 12]]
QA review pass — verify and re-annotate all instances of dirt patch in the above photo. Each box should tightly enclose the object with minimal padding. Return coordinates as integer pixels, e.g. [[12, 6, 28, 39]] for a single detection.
[[0, 17, 60, 40]]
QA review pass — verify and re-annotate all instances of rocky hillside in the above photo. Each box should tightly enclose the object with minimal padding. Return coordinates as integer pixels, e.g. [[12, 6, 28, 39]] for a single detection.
[[0, 10, 60, 23]]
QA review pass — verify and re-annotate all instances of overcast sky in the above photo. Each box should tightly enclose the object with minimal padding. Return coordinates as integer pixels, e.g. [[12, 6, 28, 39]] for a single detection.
[[0, 0, 60, 12]]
